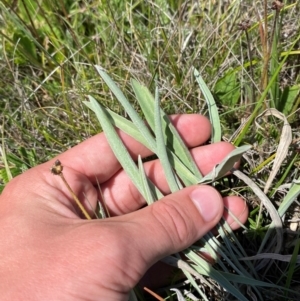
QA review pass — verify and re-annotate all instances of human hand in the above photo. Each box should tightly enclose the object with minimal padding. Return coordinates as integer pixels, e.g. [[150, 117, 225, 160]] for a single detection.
[[0, 114, 248, 301]]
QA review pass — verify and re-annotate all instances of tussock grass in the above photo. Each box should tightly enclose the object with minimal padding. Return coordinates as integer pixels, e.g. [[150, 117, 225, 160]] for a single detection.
[[1, 0, 300, 300]]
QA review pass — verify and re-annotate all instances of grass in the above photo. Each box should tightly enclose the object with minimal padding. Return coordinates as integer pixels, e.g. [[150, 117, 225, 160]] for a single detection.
[[1, 0, 300, 300]]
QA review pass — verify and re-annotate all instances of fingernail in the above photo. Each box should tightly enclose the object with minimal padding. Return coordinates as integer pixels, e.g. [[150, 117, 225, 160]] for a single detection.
[[190, 186, 222, 222]]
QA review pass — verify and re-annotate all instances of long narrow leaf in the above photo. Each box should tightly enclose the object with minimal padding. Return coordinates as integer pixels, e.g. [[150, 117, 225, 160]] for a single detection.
[[95, 65, 157, 152], [85, 97, 164, 201], [86, 96, 143, 193], [154, 84, 181, 192], [277, 180, 300, 218], [104, 108, 152, 150], [137, 156, 156, 205], [234, 33, 300, 146], [85, 102, 152, 150], [131, 79, 202, 180], [232, 169, 283, 260], [194, 68, 222, 143], [185, 250, 249, 301], [88, 102, 201, 186]]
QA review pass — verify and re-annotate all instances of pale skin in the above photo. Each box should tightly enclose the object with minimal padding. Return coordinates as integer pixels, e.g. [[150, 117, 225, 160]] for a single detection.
[[0, 114, 248, 301]]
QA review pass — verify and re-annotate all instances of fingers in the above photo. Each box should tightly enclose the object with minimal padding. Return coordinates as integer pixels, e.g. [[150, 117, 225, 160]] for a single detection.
[[223, 196, 249, 230], [51, 114, 211, 183], [110, 185, 224, 269], [102, 141, 236, 215]]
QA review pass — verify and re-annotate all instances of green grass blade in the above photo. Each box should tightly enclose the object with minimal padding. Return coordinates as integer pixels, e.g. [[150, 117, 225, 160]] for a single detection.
[[217, 271, 281, 288], [269, 11, 281, 109], [194, 68, 222, 143], [270, 154, 298, 198], [277, 179, 300, 218], [285, 239, 300, 292], [0, 141, 13, 182], [234, 33, 300, 146]]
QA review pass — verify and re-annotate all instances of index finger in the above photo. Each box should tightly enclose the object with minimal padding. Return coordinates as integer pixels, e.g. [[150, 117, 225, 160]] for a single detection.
[[54, 114, 211, 183]]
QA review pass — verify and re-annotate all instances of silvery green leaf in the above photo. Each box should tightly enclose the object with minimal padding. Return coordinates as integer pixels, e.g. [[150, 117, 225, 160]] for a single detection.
[[84, 97, 164, 202], [85, 96, 143, 194], [232, 169, 283, 272], [103, 108, 151, 150], [185, 249, 249, 301], [104, 109, 199, 187], [137, 156, 156, 205], [95, 65, 157, 152], [154, 83, 182, 192], [131, 79, 203, 181], [194, 68, 221, 143], [198, 145, 252, 184]]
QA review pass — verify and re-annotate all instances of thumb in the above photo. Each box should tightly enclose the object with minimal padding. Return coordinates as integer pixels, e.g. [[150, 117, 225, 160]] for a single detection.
[[119, 185, 223, 267]]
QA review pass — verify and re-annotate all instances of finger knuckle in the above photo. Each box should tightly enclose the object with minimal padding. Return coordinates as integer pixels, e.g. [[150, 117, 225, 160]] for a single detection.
[[151, 199, 194, 247]]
